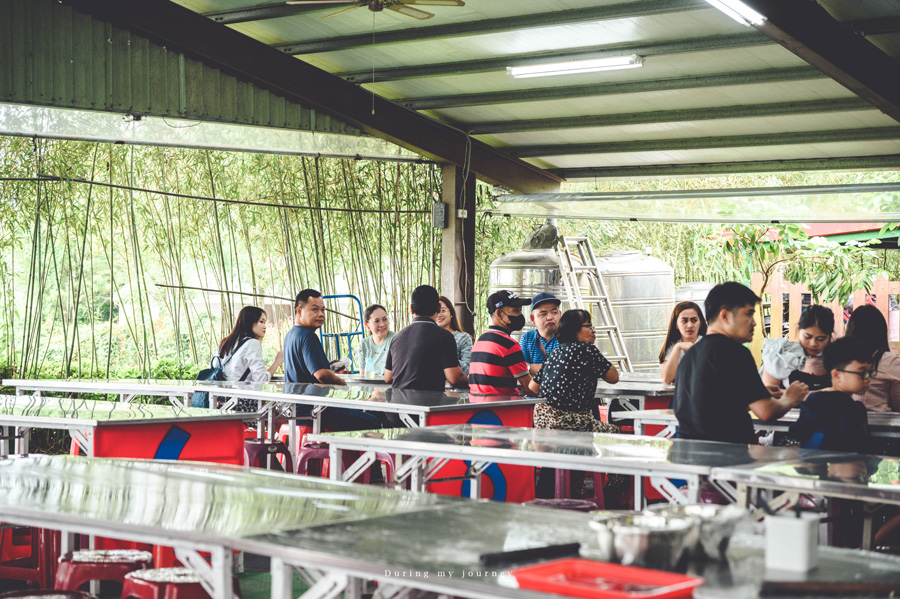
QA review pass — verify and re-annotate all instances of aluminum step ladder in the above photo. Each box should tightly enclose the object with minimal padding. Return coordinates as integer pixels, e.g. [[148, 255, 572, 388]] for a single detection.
[[555, 235, 633, 373]]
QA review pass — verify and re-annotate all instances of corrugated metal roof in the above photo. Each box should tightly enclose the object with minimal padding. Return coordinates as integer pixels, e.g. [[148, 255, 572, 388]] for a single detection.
[[0, 0, 361, 136], [8, 0, 900, 184], [162, 0, 900, 180]]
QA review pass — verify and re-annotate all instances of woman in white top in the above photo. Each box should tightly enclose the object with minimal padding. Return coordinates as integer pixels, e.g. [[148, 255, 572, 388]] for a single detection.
[[355, 304, 396, 378], [659, 301, 707, 384], [436, 295, 473, 375], [214, 306, 284, 412]]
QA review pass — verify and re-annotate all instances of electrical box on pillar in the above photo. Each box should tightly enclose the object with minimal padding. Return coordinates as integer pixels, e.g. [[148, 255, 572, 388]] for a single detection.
[[432, 202, 449, 229]]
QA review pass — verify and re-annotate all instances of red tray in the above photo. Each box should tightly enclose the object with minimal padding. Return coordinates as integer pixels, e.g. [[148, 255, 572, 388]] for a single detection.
[[508, 558, 704, 599]]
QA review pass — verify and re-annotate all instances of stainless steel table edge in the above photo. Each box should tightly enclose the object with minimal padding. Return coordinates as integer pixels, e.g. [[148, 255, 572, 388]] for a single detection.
[[0, 504, 241, 599], [235, 537, 568, 599], [305, 432, 713, 477], [3, 379, 195, 394], [0, 412, 260, 429], [709, 466, 900, 507]]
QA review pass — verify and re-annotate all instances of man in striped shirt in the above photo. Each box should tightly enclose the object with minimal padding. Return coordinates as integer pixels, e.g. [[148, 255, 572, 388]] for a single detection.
[[469, 290, 539, 396]]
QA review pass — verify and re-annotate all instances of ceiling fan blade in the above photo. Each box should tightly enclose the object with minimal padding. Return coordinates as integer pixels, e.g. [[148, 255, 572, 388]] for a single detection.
[[399, 0, 464, 5], [321, 3, 364, 18], [286, 1, 359, 4], [388, 4, 434, 19]]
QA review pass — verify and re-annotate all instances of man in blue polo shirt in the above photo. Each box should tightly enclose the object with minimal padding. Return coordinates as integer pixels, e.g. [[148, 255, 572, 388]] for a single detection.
[[518, 292, 562, 375], [284, 288, 345, 385], [284, 288, 380, 431]]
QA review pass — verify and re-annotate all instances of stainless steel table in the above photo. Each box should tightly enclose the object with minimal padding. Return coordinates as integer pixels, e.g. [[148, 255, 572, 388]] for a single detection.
[[612, 408, 900, 438], [307, 426, 836, 509], [711, 453, 900, 549], [3, 455, 899, 599], [0, 455, 441, 599], [595, 375, 674, 411], [3, 378, 196, 407], [0, 394, 252, 459]]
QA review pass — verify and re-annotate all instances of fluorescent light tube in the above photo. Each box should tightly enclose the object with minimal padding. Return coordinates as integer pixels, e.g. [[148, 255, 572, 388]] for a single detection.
[[507, 55, 643, 79], [704, 0, 766, 26]]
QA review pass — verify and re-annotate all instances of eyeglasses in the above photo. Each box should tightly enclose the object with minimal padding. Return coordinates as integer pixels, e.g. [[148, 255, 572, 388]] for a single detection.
[[837, 369, 874, 380], [581, 324, 594, 329]]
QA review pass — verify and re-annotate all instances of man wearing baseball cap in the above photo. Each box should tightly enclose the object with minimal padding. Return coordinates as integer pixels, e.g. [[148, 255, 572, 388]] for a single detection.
[[518, 292, 562, 375], [469, 290, 538, 396]]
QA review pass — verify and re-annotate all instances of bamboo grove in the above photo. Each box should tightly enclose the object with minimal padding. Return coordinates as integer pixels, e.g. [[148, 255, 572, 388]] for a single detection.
[[0, 137, 455, 378], [2, 135, 899, 380]]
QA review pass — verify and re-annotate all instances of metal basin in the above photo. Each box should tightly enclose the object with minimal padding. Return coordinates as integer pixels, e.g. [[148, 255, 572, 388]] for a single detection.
[[589, 513, 694, 569], [647, 504, 749, 561]]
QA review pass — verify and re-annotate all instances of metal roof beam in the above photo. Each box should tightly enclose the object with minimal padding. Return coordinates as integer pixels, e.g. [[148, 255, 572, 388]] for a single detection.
[[467, 98, 872, 135], [205, 2, 346, 24], [744, 0, 900, 123], [509, 127, 900, 158], [340, 32, 768, 84], [62, 0, 561, 193], [400, 66, 823, 111], [551, 155, 900, 179], [848, 16, 900, 37], [273, 0, 708, 55]]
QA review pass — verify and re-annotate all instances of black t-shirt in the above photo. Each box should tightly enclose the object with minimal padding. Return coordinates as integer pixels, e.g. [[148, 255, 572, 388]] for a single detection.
[[673, 334, 770, 444], [385, 317, 460, 391]]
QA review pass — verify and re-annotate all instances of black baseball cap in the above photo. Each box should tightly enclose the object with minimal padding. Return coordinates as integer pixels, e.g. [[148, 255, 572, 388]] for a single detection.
[[487, 290, 531, 314]]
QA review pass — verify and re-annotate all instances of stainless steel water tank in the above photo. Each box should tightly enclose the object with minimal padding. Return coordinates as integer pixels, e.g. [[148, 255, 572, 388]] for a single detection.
[[595, 251, 675, 372], [675, 282, 715, 319], [488, 248, 675, 372], [488, 250, 584, 336]]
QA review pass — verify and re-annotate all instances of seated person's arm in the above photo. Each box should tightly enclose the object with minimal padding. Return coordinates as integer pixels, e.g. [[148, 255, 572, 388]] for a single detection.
[[517, 372, 539, 396], [444, 366, 468, 387], [603, 364, 619, 384], [314, 368, 346, 385], [441, 333, 467, 387], [760, 366, 783, 389], [749, 380, 808, 421], [528, 363, 541, 375], [659, 342, 690, 384], [527, 378, 540, 395], [383, 368, 393, 383]]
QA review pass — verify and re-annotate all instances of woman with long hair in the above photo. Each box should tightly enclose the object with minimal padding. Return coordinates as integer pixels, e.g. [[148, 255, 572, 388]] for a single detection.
[[845, 305, 900, 412], [761, 304, 834, 391], [214, 306, 283, 412], [659, 301, 707, 384], [435, 295, 473, 375], [355, 304, 396, 378], [528, 309, 621, 498]]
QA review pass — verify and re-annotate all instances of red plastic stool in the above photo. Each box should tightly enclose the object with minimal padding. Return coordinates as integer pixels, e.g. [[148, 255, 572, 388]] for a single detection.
[[522, 498, 599, 512], [0, 591, 95, 599], [54, 549, 152, 591], [121, 567, 242, 599], [277, 423, 313, 459], [243, 439, 293, 473], [296, 444, 394, 482], [554, 469, 605, 510]]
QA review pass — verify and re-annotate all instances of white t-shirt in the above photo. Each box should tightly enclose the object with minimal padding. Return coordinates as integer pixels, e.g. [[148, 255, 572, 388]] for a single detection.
[[213, 338, 271, 383]]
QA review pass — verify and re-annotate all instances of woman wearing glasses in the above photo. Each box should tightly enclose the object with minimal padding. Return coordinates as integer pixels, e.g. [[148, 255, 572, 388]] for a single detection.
[[435, 295, 473, 375], [845, 305, 900, 412], [355, 304, 396, 378], [528, 309, 621, 498]]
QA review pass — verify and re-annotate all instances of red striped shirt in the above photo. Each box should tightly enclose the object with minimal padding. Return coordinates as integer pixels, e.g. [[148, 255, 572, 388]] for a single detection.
[[469, 327, 528, 395]]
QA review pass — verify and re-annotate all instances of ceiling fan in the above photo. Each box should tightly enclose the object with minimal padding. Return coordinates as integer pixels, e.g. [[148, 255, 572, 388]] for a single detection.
[[285, 0, 465, 21]]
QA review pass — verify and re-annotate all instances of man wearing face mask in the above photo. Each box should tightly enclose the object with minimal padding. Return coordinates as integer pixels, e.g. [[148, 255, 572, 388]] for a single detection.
[[469, 290, 538, 396]]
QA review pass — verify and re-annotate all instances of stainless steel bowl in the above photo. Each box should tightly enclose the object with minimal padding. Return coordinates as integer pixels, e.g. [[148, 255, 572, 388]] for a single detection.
[[647, 504, 749, 561], [589, 513, 694, 569]]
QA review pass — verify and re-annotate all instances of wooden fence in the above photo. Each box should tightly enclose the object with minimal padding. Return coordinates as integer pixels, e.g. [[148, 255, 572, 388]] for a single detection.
[[748, 271, 900, 364]]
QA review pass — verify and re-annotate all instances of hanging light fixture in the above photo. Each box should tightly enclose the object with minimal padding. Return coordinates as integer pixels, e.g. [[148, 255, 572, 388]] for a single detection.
[[507, 54, 643, 79], [704, 0, 766, 27]]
